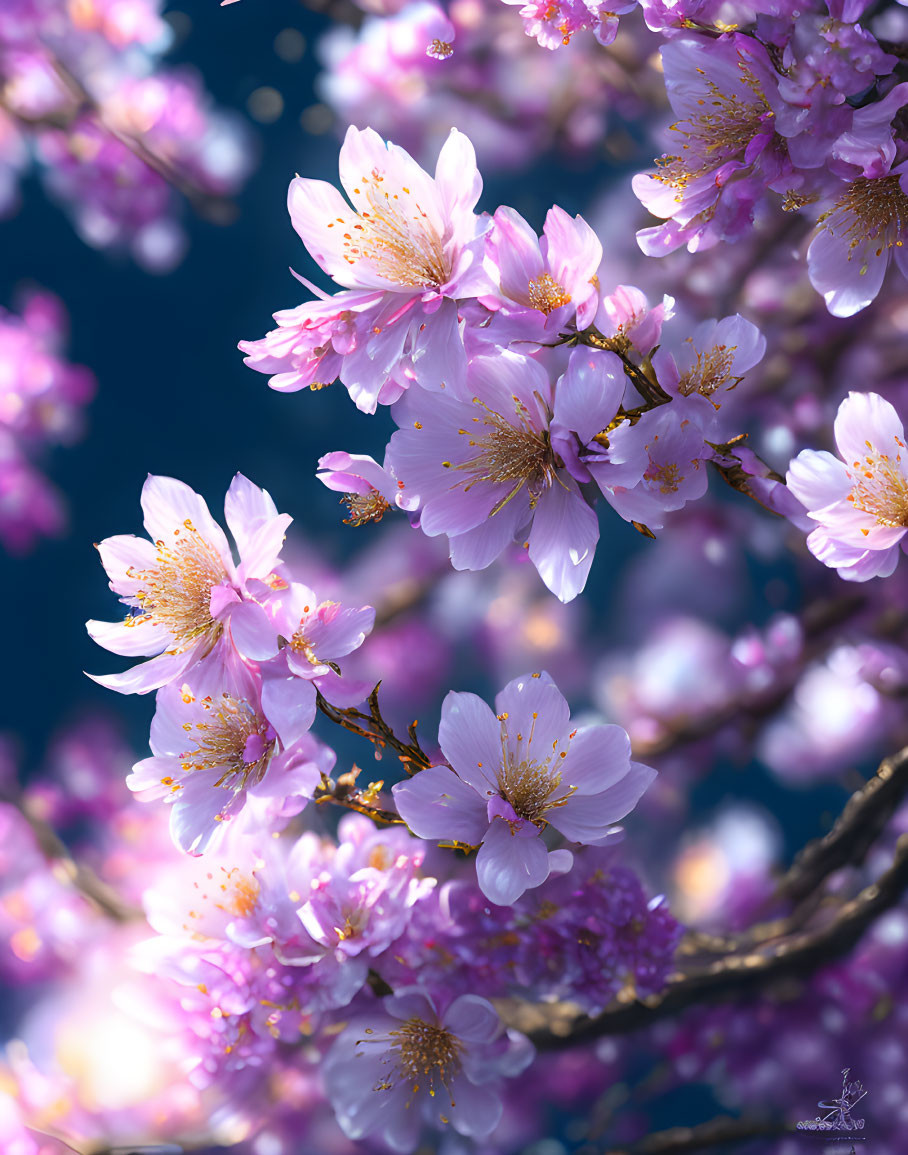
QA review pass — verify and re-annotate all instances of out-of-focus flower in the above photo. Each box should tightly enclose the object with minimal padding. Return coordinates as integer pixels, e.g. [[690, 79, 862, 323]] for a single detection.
[[323, 988, 533, 1151], [0, 290, 94, 553], [0, 5, 253, 267]]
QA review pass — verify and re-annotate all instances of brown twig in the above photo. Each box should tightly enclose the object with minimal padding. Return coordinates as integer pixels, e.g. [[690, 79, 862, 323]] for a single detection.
[[572, 327, 672, 408], [315, 684, 432, 774], [502, 831, 908, 1047], [631, 591, 868, 758], [8, 796, 140, 923], [599, 1114, 793, 1154], [313, 767, 407, 826], [776, 742, 908, 904]]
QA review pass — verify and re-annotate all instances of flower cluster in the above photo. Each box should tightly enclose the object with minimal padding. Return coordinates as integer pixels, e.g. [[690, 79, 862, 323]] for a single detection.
[[0, 0, 253, 268], [625, 5, 908, 315], [384, 852, 682, 1012], [0, 289, 95, 553], [79, 461, 674, 1151], [10, 1, 908, 1151], [305, 0, 908, 316], [315, 0, 658, 170], [88, 473, 373, 852], [241, 126, 770, 601]]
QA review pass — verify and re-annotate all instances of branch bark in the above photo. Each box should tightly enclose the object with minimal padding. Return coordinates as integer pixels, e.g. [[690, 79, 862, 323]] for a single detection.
[[500, 745, 908, 1049], [599, 1115, 792, 1154]]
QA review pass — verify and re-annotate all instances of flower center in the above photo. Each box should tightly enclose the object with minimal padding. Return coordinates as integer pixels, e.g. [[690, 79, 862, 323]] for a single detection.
[[384, 1017, 463, 1096], [126, 519, 228, 653], [650, 68, 774, 195], [494, 712, 574, 824], [846, 440, 908, 529], [644, 459, 683, 494], [527, 272, 572, 314], [332, 169, 451, 288], [214, 868, 261, 918], [820, 174, 908, 259], [498, 755, 562, 823], [677, 343, 739, 398], [341, 487, 391, 526], [179, 693, 276, 790], [445, 396, 557, 515]]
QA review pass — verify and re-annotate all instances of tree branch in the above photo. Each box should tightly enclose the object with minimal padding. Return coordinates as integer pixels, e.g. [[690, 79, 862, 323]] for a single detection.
[[313, 767, 408, 826], [776, 742, 908, 903], [500, 745, 908, 1048], [6, 796, 140, 923], [315, 684, 432, 774], [0, 55, 238, 225], [631, 591, 868, 758], [599, 1114, 793, 1154]]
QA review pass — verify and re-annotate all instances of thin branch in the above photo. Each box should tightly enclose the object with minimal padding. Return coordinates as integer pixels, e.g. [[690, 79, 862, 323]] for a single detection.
[[313, 767, 408, 826], [631, 591, 868, 758], [0, 54, 238, 225], [776, 742, 908, 903], [7, 795, 139, 923], [599, 1114, 793, 1154], [315, 684, 433, 774], [574, 327, 672, 408]]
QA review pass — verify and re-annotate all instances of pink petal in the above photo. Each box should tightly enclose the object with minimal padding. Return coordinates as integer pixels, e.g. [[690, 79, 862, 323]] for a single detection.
[[392, 766, 488, 845], [475, 817, 550, 905], [85, 615, 169, 657], [527, 477, 599, 602], [548, 762, 657, 842], [438, 690, 502, 793], [560, 724, 633, 793]]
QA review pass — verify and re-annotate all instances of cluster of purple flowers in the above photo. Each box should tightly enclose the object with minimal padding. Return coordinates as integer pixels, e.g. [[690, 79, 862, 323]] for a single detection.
[[88, 472, 374, 852], [630, 6, 908, 317], [241, 125, 773, 601], [384, 852, 681, 1012], [0, 0, 252, 268], [8, 0, 908, 1150], [81, 464, 676, 1150], [0, 289, 95, 553], [315, 0, 657, 170], [307, 0, 908, 317]]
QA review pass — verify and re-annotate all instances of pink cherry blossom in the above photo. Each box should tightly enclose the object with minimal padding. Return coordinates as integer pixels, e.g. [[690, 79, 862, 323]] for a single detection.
[[807, 164, 908, 318], [240, 126, 492, 411], [316, 449, 418, 524], [387, 349, 601, 602], [786, 391, 908, 580], [87, 473, 291, 694], [231, 579, 376, 718], [128, 651, 332, 854], [633, 34, 785, 256], [323, 987, 533, 1151], [393, 672, 655, 906], [483, 204, 602, 332], [598, 406, 710, 530]]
